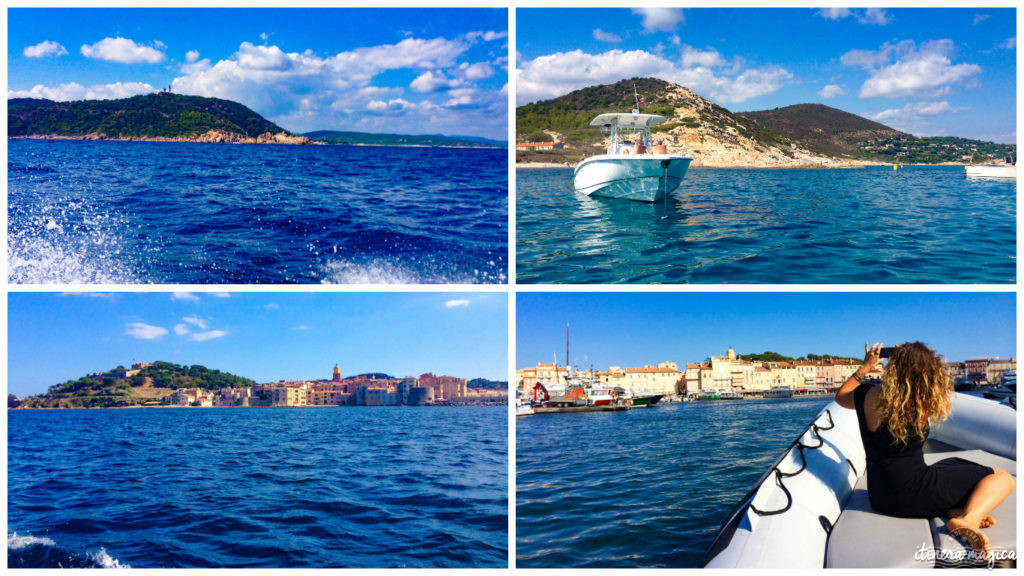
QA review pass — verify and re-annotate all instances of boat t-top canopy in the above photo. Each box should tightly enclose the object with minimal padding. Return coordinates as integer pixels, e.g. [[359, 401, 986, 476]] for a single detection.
[[590, 112, 667, 130]]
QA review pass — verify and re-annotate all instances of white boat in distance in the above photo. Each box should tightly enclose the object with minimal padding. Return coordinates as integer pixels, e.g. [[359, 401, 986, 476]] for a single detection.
[[965, 157, 1016, 180], [573, 111, 692, 202]]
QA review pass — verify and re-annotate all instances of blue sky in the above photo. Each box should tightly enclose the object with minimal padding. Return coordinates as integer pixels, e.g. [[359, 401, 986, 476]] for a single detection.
[[8, 8, 508, 139], [517, 292, 1015, 370], [8, 292, 508, 397], [517, 8, 1016, 143]]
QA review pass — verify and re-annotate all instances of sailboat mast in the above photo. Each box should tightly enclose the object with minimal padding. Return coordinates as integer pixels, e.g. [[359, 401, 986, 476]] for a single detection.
[[566, 323, 570, 376]]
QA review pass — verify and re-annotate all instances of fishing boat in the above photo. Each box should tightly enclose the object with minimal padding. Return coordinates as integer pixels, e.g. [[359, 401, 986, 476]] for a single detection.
[[965, 157, 1016, 180], [629, 392, 665, 407], [703, 392, 1016, 568], [572, 87, 692, 202], [515, 394, 535, 417]]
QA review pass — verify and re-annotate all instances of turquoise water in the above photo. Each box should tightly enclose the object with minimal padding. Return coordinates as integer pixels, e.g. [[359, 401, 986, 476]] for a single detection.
[[516, 166, 1015, 283], [516, 397, 831, 567]]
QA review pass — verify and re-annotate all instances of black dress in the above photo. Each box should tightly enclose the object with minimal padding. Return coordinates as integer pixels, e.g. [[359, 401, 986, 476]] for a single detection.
[[853, 383, 993, 518]]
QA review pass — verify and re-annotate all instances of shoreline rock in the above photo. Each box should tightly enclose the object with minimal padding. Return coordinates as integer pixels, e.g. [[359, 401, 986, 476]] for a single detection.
[[12, 129, 319, 145]]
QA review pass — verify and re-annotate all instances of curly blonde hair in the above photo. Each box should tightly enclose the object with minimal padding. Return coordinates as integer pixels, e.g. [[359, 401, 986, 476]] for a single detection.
[[878, 341, 953, 445]]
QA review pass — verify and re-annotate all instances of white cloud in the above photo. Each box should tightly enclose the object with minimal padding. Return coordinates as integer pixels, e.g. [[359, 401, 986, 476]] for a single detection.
[[293, 325, 311, 331], [24, 40, 68, 58], [189, 330, 228, 342], [460, 62, 494, 81], [445, 299, 470, 307], [999, 37, 1016, 50], [210, 292, 231, 298], [185, 50, 200, 63], [869, 101, 964, 133], [58, 292, 117, 299], [842, 40, 982, 99], [517, 48, 792, 105], [819, 84, 846, 98], [593, 29, 622, 43], [681, 46, 725, 68], [81, 37, 166, 64], [466, 30, 508, 43], [125, 322, 168, 340], [973, 14, 991, 25], [632, 8, 684, 32], [817, 8, 890, 25], [411, 70, 455, 93], [174, 324, 189, 335], [817, 8, 852, 20], [235, 42, 292, 71], [172, 292, 200, 302], [182, 315, 209, 329], [8, 81, 154, 101], [859, 8, 891, 26], [263, 303, 280, 310]]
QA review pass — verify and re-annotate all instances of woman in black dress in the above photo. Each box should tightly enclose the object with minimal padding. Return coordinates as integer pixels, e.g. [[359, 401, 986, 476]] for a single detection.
[[836, 341, 1014, 554]]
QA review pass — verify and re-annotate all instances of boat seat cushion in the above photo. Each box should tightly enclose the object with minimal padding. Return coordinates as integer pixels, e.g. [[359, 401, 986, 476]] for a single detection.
[[826, 450, 1015, 568], [924, 450, 1016, 567]]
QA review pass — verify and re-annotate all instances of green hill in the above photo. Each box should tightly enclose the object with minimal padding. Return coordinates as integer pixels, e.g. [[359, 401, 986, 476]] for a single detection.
[[741, 103, 1015, 163], [303, 130, 506, 148], [14, 361, 256, 409], [8, 93, 286, 139], [467, 378, 508, 389]]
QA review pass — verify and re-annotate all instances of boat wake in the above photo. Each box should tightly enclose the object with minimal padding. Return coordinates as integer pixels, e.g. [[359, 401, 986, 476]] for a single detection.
[[319, 256, 505, 284], [7, 532, 131, 569], [8, 201, 138, 284]]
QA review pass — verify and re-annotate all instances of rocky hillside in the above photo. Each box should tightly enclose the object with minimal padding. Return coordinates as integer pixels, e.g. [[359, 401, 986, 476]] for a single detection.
[[743, 104, 1015, 163], [740, 103, 900, 159], [8, 93, 311, 144], [13, 361, 256, 409], [517, 78, 1014, 167], [516, 77, 848, 168]]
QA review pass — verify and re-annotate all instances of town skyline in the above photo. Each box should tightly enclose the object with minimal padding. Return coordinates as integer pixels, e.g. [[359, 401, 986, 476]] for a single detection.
[[517, 293, 1015, 372], [517, 7, 1016, 143], [9, 292, 508, 397]]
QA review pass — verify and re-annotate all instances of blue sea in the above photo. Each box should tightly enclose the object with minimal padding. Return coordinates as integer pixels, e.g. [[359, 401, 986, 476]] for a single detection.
[[516, 166, 1015, 283], [516, 397, 831, 568], [8, 406, 508, 568], [9, 139, 507, 284]]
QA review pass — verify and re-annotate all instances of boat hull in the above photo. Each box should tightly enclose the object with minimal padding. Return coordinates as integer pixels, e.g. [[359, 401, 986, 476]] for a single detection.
[[703, 394, 1017, 568], [573, 155, 692, 202], [965, 164, 1016, 179], [631, 394, 664, 407]]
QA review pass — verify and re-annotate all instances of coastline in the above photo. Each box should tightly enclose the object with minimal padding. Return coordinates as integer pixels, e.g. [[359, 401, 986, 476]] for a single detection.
[[11, 134, 506, 150]]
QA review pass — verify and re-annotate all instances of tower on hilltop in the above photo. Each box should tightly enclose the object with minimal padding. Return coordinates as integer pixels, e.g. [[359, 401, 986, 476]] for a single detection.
[[333, 364, 341, 382]]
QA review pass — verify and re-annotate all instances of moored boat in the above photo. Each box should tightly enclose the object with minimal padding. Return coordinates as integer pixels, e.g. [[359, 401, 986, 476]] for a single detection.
[[703, 393, 1016, 568], [965, 158, 1016, 180], [573, 99, 692, 202]]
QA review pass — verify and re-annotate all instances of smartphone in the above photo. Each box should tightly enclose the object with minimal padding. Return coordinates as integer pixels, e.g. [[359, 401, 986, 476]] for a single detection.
[[879, 347, 897, 358]]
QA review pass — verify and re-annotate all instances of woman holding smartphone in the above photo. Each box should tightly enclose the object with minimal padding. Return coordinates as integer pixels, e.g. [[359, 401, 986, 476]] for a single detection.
[[835, 341, 1014, 555]]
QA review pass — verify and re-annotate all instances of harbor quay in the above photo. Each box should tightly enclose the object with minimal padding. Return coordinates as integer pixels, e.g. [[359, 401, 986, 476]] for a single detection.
[[143, 364, 506, 408], [517, 348, 1016, 401]]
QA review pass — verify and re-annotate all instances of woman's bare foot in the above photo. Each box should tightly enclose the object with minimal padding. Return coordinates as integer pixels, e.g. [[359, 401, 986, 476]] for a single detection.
[[947, 516, 992, 557], [947, 509, 996, 528]]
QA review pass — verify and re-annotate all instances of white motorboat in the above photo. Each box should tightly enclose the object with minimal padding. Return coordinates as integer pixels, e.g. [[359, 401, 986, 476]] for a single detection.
[[515, 396, 535, 417], [573, 111, 692, 202], [703, 393, 1016, 568], [965, 158, 1016, 180], [763, 386, 795, 399]]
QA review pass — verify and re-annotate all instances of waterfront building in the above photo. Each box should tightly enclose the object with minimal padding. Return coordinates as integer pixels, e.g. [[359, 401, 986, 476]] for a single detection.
[[270, 386, 307, 407], [621, 362, 682, 395]]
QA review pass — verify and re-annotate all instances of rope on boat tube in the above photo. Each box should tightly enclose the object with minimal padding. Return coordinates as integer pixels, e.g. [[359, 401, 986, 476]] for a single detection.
[[748, 409, 835, 517]]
